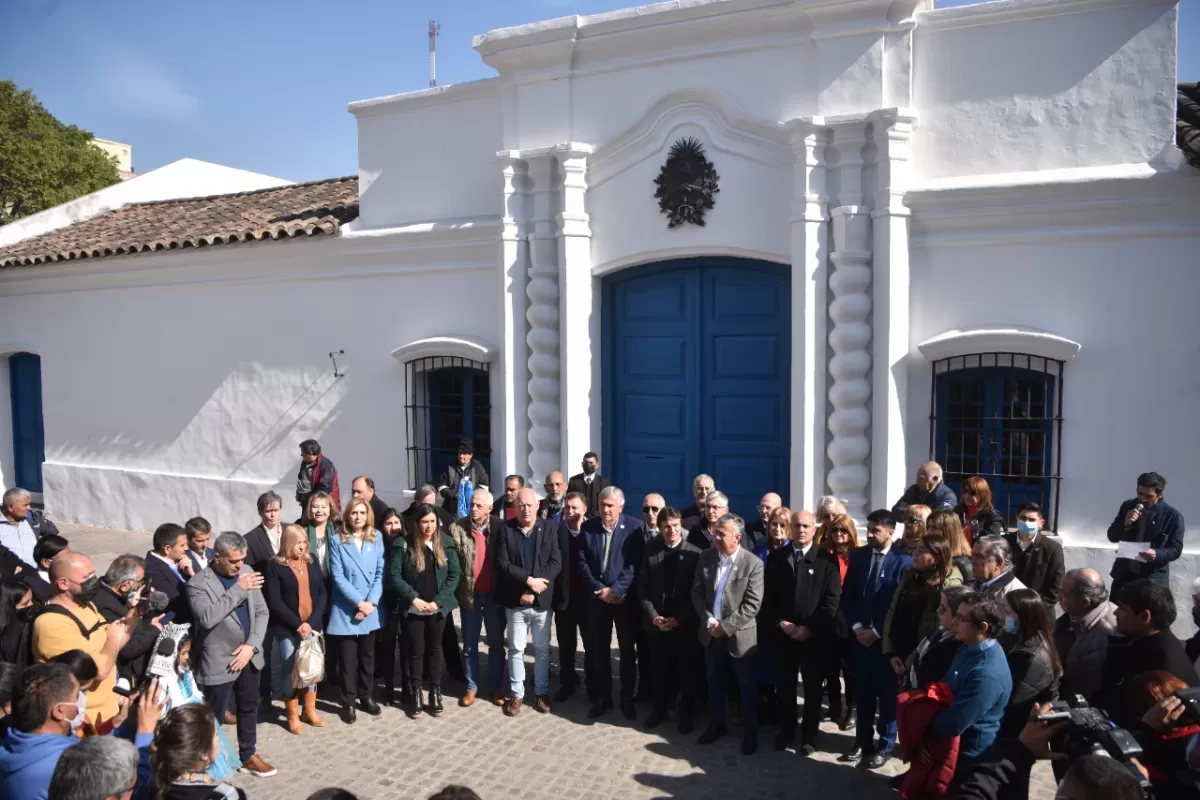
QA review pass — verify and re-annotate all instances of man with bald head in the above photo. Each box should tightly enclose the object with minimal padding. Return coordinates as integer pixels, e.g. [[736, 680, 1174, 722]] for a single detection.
[[746, 493, 782, 551], [891, 461, 957, 518], [1052, 568, 1117, 701], [539, 472, 567, 522], [33, 552, 132, 725]]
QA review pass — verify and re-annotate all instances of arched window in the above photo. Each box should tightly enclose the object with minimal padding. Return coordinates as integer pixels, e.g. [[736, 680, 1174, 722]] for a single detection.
[[403, 356, 491, 490], [930, 353, 1063, 530]]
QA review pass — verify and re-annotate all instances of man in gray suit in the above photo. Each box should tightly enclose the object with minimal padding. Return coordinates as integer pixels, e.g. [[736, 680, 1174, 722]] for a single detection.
[[187, 531, 276, 778], [691, 512, 765, 755]]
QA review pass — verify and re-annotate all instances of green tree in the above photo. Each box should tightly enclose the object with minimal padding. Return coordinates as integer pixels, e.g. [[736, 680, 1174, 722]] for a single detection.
[[0, 80, 121, 225]]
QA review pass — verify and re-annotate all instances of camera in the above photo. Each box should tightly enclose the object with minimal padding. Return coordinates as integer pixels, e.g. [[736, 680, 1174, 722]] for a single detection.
[[1037, 694, 1144, 763]]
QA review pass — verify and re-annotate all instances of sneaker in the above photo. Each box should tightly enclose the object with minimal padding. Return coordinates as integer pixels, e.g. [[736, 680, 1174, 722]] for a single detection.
[[238, 754, 277, 778]]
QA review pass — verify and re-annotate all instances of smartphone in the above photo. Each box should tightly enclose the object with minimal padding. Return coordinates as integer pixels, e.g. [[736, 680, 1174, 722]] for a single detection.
[[1175, 687, 1200, 724], [114, 677, 136, 698], [159, 611, 175, 625]]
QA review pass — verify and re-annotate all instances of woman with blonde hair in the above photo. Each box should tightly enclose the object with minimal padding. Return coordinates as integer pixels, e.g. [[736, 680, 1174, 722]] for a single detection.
[[926, 509, 973, 580], [326, 497, 385, 723], [818, 513, 859, 730], [901, 504, 932, 554], [302, 491, 341, 578], [264, 524, 327, 734], [388, 503, 461, 718], [755, 506, 793, 563], [815, 495, 848, 526]]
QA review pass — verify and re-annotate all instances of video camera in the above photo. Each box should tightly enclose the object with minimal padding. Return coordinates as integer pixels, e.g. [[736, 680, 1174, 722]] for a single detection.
[[1038, 694, 1144, 763]]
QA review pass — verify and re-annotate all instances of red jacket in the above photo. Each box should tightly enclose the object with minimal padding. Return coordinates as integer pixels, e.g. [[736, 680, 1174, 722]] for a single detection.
[[897, 682, 960, 800]]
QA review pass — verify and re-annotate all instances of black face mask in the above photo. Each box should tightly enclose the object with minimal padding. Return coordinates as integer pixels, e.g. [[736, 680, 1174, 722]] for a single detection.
[[72, 575, 101, 605], [582, 463, 597, 476]]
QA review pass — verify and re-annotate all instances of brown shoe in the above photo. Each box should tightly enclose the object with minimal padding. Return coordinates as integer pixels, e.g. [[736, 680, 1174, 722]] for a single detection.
[[490, 691, 506, 707], [460, 690, 477, 708], [237, 754, 277, 778], [223, 710, 236, 726], [503, 696, 523, 717], [535, 695, 552, 714], [299, 687, 324, 728]]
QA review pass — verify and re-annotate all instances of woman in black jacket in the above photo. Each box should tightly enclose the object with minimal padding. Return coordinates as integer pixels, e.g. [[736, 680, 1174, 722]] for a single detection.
[[905, 584, 970, 690], [152, 704, 247, 800], [0, 579, 33, 669], [264, 524, 328, 735], [955, 475, 1006, 544], [884, 535, 964, 679], [1001, 588, 1061, 736]]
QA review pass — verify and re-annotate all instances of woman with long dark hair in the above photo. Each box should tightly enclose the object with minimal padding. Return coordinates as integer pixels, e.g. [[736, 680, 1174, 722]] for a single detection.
[[955, 476, 1005, 544], [377, 507, 408, 709], [1000, 588, 1062, 735], [883, 534, 964, 678], [906, 584, 970, 690], [0, 579, 33, 669], [818, 513, 860, 730], [151, 704, 247, 800], [389, 504, 460, 718]]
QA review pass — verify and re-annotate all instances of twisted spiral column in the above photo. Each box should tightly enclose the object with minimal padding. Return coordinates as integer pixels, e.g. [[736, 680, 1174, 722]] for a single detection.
[[525, 156, 562, 482], [827, 206, 872, 519]]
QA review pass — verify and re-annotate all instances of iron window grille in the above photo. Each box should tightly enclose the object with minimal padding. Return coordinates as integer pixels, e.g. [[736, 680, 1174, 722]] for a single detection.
[[928, 352, 1064, 531], [404, 356, 491, 490]]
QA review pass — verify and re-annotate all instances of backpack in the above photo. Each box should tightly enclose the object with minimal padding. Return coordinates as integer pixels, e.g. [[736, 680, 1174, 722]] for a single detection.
[[34, 603, 107, 639]]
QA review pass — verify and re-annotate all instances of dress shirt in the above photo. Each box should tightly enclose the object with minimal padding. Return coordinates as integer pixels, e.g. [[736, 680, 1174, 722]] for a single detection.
[[851, 541, 892, 634], [264, 525, 283, 555], [977, 571, 1010, 590], [584, 475, 594, 485], [1017, 532, 1037, 551], [190, 549, 209, 570], [791, 540, 814, 566], [150, 551, 185, 582], [0, 518, 36, 567], [710, 547, 740, 623]]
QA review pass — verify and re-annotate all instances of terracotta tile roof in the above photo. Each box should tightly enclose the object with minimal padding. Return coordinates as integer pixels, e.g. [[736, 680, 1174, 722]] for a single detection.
[[0, 175, 359, 269], [1179, 83, 1200, 170]]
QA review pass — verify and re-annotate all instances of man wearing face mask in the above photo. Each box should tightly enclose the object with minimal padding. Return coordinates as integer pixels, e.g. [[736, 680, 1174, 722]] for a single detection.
[[31, 553, 130, 727], [1004, 502, 1065, 608], [0, 662, 83, 800], [568, 452, 612, 518], [93, 554, 164, 683]]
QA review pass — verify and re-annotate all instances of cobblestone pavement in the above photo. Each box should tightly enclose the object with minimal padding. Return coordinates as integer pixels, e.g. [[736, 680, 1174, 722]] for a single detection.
[[63, 523, 1056, 800]]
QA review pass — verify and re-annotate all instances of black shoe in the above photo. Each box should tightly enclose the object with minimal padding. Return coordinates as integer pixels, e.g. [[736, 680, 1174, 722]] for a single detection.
[[838, 747, 863, 763], [839, 710, 857, 731], [358, 697, 382, 716], [553, 685, 575, 703], [889, 772, 906, 789], [428, 685, 444, 717], [621, 700, 637, 721], [741, 732, 758, 755], [644, 711, 667, 729], [866, 750, 891, 770], [697, 724, 727, 745], [340, 703, 357, 724], [677, 715, 694, 735], [801, 743, 816, 757], [820, 708, 832, 721], [774, 731, 796, 752], [587, 698, 613, 719]]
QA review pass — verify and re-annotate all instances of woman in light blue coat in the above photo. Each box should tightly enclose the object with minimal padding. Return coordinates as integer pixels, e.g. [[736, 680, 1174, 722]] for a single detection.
[[327, 496, 385, 724]]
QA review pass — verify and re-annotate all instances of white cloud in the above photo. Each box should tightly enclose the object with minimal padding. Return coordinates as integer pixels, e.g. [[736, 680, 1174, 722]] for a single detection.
[[88, 44, 201, 120]]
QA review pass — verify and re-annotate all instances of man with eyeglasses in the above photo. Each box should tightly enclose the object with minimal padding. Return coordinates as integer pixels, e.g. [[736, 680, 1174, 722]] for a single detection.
[[746, 493, 782, 552], [688, 491, 731, 551]]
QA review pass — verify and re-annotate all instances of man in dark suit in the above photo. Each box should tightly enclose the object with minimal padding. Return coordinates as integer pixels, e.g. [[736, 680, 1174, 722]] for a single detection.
[[244, 491, 284, 572], [577, 485, 645, 720], [691, 513, 765, 755], [687, 490, 728, 550], [764, 509, 841, 755], [838, 509, 912, 769], [746, 493, 782, 552], [1006, 501, 1065, 607], [351, 476, 392, 532], [567, 451, 612, 517], [402, 485, 455, 531], [553, 492, 591, 703], [184, 517, 215, 574], [639, 506, 702, 733], [680, 474, 715, 532], [494, 488, 562, 717], [1106, 471, 1186, 594], [143, 522, 194, 626]]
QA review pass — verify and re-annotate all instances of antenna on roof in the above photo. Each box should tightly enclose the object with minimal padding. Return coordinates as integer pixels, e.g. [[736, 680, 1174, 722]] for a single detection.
[[428, 19, 441, 88]]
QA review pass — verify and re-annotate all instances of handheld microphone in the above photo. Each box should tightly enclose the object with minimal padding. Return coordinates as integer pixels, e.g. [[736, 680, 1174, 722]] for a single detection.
[[146, 590, 169, 615], [1125, 503, 1144, 529], [147, 636, 178, 678]]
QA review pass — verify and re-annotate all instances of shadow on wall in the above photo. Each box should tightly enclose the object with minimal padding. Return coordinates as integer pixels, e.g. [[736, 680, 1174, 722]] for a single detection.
[[1065, 544, 1200, 641]]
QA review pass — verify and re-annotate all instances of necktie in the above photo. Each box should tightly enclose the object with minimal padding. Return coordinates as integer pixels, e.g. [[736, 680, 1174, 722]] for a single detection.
[[601, 529, 614, 581], [861, 551, 881, 625]]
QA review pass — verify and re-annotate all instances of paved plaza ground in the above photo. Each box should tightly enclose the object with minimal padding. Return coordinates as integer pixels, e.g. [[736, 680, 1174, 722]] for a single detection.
[[63, 522, 1056, 800]]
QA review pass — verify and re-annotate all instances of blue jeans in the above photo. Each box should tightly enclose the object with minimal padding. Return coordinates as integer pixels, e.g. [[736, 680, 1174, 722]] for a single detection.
[[277, 633, 318, 699], [461, 592, 506, 693], [705, 638, 758, 734], [506, 606, 552, 697], [852, 639, 898, 750]]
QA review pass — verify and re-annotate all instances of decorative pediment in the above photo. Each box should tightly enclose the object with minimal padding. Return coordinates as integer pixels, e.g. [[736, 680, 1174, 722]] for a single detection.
[[390, 336, 496, 364], [917, 326, 1081, 363]]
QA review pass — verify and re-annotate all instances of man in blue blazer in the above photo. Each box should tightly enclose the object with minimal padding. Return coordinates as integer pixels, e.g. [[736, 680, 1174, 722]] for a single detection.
[[1106, 471, 1186, 593], [577, 485, 645, 721], [837, 509, 912, 769], [185, 517, 215, 573], [143, 522, 195, 626]]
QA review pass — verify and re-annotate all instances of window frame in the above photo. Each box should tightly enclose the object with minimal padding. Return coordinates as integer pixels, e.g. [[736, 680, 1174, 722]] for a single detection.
[[403, 356, 492, 491]]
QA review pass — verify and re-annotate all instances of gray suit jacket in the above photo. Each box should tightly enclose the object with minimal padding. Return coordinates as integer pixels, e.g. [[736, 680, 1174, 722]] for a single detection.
[[186, 564, 268, 687], [691, 547, 764, 658]]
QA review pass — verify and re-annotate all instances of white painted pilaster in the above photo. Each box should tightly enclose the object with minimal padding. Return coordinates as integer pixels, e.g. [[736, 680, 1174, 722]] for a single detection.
[[555, 145, 595, 475], [496, 153, 531, 482], [784, 118, 830, 511], [870, 110, 917, 511], [525, 155, 561, 490]]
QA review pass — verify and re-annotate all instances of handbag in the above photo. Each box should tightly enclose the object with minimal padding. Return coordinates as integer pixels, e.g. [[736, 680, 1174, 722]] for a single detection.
[[291, 632, 326, 688]]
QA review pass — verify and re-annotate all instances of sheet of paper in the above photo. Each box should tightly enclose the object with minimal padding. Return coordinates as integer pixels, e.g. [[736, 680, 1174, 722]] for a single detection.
[[1116, 540, 1145, 561]]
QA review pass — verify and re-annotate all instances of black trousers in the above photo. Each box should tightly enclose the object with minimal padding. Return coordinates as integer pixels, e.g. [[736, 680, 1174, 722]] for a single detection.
[[776, 635, 827, 743], [649, 625, 702, 718], [377, 614, 406, 696], [585, 597, 637, 703], [634, 616, 653, 697], [442, 615, 464, 682], [333, 632, 377, 702], [555, 599, 590, 694], [403, 614, 447, 686], [205, 664, 259, 763], [825, 634, 855, 717]]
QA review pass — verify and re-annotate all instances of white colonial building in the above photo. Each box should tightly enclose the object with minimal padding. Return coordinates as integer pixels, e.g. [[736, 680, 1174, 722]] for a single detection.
[[0, 0, 1197, 613]]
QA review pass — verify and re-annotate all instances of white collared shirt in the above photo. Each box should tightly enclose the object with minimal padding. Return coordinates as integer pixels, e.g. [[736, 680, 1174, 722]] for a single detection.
[[150, 551, 184, 580], [711, 547, 740, 623], [191, 549, 209, 570], [264, 525, 283, 555], [1017, 532, 1038, 550], [0, 518, 36, 568]]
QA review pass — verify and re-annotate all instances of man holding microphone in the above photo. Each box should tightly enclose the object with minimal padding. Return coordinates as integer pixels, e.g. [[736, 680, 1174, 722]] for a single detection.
[[1106, 472, 1185, 594]]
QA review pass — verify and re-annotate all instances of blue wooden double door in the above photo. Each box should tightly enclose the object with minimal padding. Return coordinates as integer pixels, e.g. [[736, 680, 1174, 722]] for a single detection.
[[603, 258, 790, 519]]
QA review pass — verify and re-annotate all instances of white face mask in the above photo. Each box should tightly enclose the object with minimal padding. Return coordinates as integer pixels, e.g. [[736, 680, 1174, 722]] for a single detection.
[[70, 692, 87, 732]]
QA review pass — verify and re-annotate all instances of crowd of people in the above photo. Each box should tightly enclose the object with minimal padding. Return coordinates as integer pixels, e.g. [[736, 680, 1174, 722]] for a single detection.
[[0, 433, 1195, 800]]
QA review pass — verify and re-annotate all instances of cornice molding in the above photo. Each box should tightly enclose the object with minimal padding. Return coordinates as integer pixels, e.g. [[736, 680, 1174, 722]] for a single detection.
[[916, 0, 1174, 33], [390, 336, 497, 365], [917, 326, 1082, 363], [348, 77, 503, 117]]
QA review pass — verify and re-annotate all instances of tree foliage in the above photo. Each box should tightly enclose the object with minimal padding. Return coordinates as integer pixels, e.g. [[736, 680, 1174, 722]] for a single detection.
[[0, 80, 121, 226]]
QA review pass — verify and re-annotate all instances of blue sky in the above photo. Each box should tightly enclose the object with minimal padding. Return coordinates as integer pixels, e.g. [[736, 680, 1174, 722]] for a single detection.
[[0, 0, 1196, 182]]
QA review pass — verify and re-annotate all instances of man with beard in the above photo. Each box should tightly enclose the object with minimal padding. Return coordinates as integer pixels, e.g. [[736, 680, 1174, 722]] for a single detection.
[[568, 452, 612, 518], [94, 554, 163, 683], [539, 472, 567, 522], [32, 552, 131, 726], [499, 475, 525, 521]]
